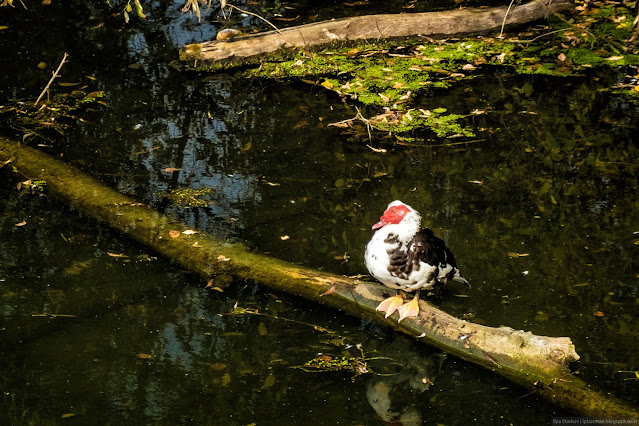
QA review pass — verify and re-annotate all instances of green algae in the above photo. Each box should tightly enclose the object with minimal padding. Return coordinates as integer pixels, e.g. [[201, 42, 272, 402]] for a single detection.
[[163, 187, 214, 207], [243, 1, 638, 141]]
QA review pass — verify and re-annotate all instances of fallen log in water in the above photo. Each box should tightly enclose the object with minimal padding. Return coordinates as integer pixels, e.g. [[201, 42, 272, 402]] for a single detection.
[[179, 0, 575, 69], [1, 136, 637, 418]]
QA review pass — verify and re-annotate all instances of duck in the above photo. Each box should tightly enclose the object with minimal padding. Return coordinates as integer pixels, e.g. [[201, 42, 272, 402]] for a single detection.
[[364, 200, 469, 322]]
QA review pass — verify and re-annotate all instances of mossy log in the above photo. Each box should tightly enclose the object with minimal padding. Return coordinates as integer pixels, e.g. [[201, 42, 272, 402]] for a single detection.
[[180, 0, 575, 70], [1, 136, 637, 418]]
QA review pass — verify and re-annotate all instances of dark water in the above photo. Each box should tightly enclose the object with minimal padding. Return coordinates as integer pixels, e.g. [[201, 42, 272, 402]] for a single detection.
[[1, 1, 638, 424]]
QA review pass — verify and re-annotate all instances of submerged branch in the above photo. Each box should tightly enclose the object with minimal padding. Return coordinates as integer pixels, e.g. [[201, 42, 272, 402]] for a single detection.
[[35, 52, 68, 106], [1, 136, 637, 418]]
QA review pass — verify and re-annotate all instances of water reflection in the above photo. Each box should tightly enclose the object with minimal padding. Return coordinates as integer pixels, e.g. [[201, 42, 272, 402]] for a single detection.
[[1, 1, 638, 423]]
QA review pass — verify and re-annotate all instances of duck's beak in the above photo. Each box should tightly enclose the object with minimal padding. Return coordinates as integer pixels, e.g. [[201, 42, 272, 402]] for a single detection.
[[372, 218, 388, 230]]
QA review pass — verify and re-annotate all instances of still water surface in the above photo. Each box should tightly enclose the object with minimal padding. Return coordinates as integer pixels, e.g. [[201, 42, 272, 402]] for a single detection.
[[1, 1, 638, 424]]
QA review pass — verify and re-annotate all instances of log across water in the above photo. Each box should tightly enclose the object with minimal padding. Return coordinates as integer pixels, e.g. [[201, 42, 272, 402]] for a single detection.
[[1, 136, 637, 418], [180, 0, 575, 69]]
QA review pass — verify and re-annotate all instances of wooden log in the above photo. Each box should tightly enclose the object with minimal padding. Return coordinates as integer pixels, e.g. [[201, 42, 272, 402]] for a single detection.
[[1, 136, 637, 418], [180, 0, 575, 69]]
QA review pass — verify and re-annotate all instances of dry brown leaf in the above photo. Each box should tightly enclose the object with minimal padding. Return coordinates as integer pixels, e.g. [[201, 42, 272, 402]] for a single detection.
[[366, 145, 387, 153], [107, 252, 129, 258], [280, 235, 290, 240], [182, 229, 199, 235], [320, 283, 337, 297], [217, 255, 231, 262], [138, 353, 152, 359], [163, 167, 181, 172], [15, 221, 27, 227], [169, 230, 181, 238]]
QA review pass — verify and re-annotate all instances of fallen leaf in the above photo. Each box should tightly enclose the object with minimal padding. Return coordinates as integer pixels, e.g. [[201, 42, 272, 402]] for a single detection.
[[321, 80, 334, 90], [169, 230, 181, 238], [507, 252, 529, 258], [593, 311, 604, 317], [15, 221, 27, 227], [320, 284, 336, 297], [163, 167, 181, 172], [191, 242, 202, 247], [261, 374, 276, 389], [378, 93, 390, 102], [366, 145, 387, 153], [182, 229, 199, 235], [280, 235, 290, 240], [138, 353, 152, 359], [258, 322, 268, 336], [399, 91, 411, 101], [606, 56, 624, 61], [217, 255, 231, 262], [557, 53, 566, 62], [61, 413, 76, 419], [210, 363, 226, 371], [107, 252, 129, 258]]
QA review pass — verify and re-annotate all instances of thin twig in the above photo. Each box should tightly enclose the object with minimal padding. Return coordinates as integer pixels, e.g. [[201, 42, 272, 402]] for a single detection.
[[224, 3, 286, 39], [498, 0, 517, 38], [512, 28, 569, 43], [35, 52, 68, 106]]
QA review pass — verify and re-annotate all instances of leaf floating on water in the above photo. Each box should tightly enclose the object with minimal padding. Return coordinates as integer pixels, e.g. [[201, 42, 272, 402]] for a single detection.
[[169, 230, 180, 238], [210, 363, 226, 371], [221, 373, 231, 387], [366, 145, 387, 153], [163, 167, 181, 173], [107, 252, 129, 259], [138, 353, 152, 359], [261, 374, 276, 390], [258, 322, 268, 336], [321, 80, 334, 90]]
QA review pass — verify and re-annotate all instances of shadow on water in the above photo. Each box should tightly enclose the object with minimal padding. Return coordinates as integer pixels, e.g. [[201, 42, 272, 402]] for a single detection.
[[1, 0, 638, 423]]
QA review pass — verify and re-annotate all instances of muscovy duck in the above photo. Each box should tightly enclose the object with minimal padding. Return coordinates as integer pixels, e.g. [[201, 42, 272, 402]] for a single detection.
[[365, 200, 469, 321]]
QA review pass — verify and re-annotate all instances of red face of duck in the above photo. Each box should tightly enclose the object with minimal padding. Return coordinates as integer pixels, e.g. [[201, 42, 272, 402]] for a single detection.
[[372, 204, 411, 230]]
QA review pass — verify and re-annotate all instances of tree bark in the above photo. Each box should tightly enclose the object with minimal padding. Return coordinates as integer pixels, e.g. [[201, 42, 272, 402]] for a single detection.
[[180, 0, 575, 69], [1, 136, 637, 418]]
